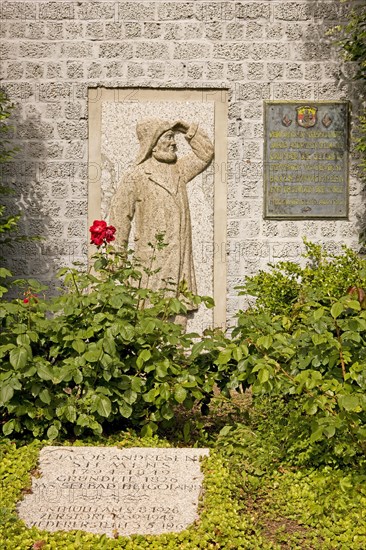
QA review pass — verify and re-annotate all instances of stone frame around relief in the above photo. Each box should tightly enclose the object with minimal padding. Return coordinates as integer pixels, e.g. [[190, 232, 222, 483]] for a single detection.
[[88, 88, 228, 331], [263, 100, 349, 220]]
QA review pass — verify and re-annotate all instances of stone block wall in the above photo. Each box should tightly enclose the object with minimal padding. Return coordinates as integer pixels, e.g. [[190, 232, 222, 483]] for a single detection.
[[1, 0, 364, 323]]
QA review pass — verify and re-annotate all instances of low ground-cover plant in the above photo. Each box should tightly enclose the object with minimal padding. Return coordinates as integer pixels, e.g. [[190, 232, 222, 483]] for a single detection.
[[0, 227, 218, 440], [216, 242, 366, 467], [215, 396, 366, 549], [3, 402, 366, 549]]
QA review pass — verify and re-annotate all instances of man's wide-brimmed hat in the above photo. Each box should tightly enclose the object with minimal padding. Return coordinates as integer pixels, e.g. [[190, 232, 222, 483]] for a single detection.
[[135, 118, 178, 165]]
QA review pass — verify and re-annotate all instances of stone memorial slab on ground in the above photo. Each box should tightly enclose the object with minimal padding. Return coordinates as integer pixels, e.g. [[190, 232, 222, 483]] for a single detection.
[[17, 446, 209, 537]]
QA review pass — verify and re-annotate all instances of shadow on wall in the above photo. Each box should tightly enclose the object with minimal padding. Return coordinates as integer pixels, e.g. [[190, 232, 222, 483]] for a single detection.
[[1, 103, 57, 296]]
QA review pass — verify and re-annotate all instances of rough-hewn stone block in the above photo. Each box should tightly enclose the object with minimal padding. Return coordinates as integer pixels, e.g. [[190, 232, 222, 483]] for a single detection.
[[225, 22, 245, 40], [205, 22, 223, 39], [236, 2, 270, 19], [272, 82, 313, 99], [4, 61, 24, 80], [65, 22, 85, 39], [26, 22, 46, 39], [125, 22, 142, 38], [158, 2, 195, 20], [296, 42, 332, 61], [1, 2, 36, 19], [247, 62, 265, 80], [77, 2, 115, 20], [39, 83, 73, 102], [313, 2, 341, 20], [174, 43, 211, 59], [85, 22, 105, 40], [66, 61, 85, 79], [25, 62, 44, 79], [57, 121, 88, 140], [117, 2, 155, 20], [135, 42, 169, 59], [61, 42, 94, 58], [251, 43, 289, 60], [237, 83, 270, 100], [274, 2, 312, 21], [2, 82, 34, 100], [196, 2, 235, 22], [144, 22, 162, 39], [213, 43, 250, 60], [39, 2, 75, 20], [45, 22, 64, 40], [99, 42, 133, 58], [19, 41, 57, 58]]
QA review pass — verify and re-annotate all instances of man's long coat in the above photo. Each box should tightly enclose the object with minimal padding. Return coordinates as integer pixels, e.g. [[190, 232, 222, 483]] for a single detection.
[[109, 125, 214, 297]]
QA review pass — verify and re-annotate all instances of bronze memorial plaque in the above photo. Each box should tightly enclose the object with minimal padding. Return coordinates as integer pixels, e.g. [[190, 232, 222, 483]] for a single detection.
[[264, 101, 349, 219]]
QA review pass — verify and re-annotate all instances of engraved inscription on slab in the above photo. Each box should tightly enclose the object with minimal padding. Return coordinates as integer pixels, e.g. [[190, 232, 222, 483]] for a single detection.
[[264, 101, 349, 219], [17, 446, 209, 537]]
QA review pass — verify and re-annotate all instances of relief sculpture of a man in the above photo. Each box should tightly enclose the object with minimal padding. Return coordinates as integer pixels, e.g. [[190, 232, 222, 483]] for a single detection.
[[109, 119, 214, 300]]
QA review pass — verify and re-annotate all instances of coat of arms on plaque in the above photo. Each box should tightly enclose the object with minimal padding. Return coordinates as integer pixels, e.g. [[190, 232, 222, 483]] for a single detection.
[[295, 105, 318, 128]]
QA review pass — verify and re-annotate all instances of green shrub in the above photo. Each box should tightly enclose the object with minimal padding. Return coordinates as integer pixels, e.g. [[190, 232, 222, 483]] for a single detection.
[[0, 241, 217, 440], [217, 242, 366, 466]]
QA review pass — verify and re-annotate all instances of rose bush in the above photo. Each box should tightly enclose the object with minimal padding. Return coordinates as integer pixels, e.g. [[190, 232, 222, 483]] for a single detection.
[[216, 241, 366, 466], [0, 229, 219, 439]]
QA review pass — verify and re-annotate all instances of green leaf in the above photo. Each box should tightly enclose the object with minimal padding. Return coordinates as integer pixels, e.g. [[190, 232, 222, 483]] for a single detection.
[[94, 394, 112, 418], [141, 423, 153, 438], [156, 363, 168, 378], [0, 384, 14, 405], [170, 298, 182, 314], [9, 347, 29, 369], [313, 307, 325, 321], [47, 425, 59, 440], [124, 389, 138, 404], [73, 368, 83, 384], [72, 339, 86, 354], [141, 421, 158, 437], [219, 425, 232, 436], [338, 394, 360, 411], [183, 421, 191, 442], [257, 335, 273, 350], [258, 368, 269, 384], [16, 333, 30, 347], [331, 302, 344, 319], [84, 349, 101, 363], [139, 318, 156, 333], [136, 349, 151, 369], [3, 419, 15, 436], [216, 348, 232, 365], [103, 337, 116, 356], [39, 388, 51, 404], [130, 377, 143, 392], [120, 323, 135, 342], [119, 401, 132, 418], [0, 344, 15, 358], [0, 267, 12, 278], [37, 363, 54, 381], [159, 383, 170, 401], [64, 404, 77, 423], [161, 403, 174, 420], [143, 388, 158, 403], [110, 295, 123, 309], [174, 385, 187, 404]]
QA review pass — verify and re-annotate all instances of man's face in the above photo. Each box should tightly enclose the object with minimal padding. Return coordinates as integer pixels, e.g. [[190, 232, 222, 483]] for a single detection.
[[152, 130, 177, 163]]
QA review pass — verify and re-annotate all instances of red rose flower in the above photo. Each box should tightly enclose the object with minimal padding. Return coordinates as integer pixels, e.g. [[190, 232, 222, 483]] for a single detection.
[[90, 220, 117, 247], [105, 225, 116, 243]]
